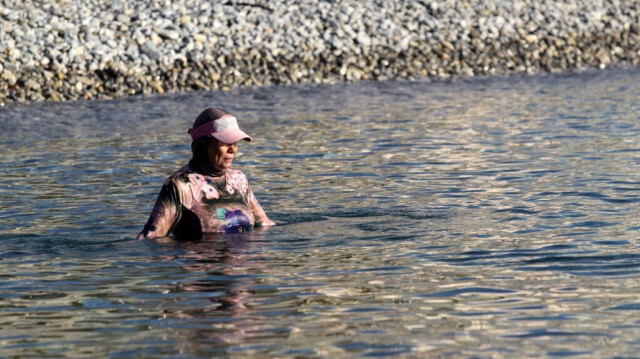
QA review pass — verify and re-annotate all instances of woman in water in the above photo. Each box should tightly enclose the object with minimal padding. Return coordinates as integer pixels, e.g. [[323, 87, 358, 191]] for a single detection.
[[137, 107, 275, 239]]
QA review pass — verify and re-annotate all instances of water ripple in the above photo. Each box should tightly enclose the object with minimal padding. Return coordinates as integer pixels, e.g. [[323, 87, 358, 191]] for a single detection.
[[2, 69, 640, 357]]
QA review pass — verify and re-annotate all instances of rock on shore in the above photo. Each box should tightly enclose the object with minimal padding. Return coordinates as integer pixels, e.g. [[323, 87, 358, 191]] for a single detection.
[[1, 0, 640, 103]]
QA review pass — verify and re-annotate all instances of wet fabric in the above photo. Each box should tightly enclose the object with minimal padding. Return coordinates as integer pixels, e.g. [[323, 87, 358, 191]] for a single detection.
[[139, 164, 271, 238]]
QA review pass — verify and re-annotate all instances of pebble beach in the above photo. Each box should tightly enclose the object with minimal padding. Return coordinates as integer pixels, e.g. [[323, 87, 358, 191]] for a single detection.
[[2, 0, 640, 103]]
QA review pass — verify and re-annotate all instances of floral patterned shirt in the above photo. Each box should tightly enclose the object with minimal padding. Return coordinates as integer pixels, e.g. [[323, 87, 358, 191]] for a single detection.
[[138, 165, 273, 238]]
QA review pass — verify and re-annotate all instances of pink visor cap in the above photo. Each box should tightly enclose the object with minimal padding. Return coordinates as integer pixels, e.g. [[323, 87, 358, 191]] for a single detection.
[[189, 116, 252, 143]]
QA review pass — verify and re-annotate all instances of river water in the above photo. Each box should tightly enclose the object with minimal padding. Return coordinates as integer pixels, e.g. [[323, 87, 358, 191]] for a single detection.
[[1, 68, 640, 357]]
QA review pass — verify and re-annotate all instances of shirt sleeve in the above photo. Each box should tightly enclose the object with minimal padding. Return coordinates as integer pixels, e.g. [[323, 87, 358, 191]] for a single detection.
[[247, 183, 276, 227], [137, 180, 182, 239]]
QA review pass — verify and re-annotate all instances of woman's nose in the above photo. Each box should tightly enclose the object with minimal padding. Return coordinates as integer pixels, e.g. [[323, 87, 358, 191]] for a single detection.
[[228, 143, 238, 153]]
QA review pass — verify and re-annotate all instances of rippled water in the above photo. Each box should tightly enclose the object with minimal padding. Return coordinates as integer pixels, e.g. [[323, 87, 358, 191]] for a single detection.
[[2, 68, 640, 357]]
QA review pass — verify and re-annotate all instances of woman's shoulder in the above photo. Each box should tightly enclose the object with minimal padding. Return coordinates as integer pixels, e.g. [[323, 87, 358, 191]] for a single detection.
[[165, 165, 207, 201], [163, 164, 193, 185], [167, 165, 193, 181], [225, 169, 250, 194], [163, 166, 249, 188], [226, 168, 248, 179]]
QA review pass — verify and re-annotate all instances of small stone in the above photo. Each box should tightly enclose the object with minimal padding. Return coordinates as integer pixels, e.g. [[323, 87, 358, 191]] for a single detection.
[[158, 28, 180, 41], [2, 70, 17, 86], [25, 79, 40, 90]]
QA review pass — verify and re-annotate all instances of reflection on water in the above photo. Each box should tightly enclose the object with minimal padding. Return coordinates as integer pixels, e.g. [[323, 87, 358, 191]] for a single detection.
[[2, 68, 640, 357]]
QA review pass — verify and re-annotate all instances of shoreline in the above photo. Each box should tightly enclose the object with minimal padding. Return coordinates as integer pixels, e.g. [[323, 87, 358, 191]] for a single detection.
[[2, 1, 640, 104]]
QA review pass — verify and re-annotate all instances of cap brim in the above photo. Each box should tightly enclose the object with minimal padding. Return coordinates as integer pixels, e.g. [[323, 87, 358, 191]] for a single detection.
[[212, 129, 252, 144]]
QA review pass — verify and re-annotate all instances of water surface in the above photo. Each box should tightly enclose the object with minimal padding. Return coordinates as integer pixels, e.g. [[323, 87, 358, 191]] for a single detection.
[[2, 68, 640, 357]]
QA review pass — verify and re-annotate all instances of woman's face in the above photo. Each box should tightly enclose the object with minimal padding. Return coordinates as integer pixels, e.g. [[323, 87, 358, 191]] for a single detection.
[[208, 139, 238, 172]]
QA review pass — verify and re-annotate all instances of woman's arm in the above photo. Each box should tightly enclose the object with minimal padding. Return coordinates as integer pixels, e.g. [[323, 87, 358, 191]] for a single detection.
[[137, 181, 181, 239], [247, 184, 275, 227]]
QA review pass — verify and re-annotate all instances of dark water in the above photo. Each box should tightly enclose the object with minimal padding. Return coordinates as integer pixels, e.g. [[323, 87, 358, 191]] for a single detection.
[[2, 68, 640, 357]]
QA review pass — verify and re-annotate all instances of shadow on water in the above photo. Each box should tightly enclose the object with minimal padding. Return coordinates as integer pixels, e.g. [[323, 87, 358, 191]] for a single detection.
[[270, 206, 449, 226]]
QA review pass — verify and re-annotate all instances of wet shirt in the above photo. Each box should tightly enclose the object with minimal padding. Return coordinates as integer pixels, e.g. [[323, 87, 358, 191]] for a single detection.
[[139, 165, 272, 238]]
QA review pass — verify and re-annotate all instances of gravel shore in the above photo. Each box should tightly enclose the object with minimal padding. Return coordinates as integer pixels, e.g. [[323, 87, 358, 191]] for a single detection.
[[2, 0, 640, 103]]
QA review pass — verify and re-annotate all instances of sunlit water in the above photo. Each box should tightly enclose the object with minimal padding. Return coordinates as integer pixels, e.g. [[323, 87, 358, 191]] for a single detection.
[[1, 68, 640, 357]]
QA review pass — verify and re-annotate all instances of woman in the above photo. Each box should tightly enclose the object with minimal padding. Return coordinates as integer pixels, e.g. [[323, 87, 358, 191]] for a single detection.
[[137, 107, 275, 239]]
